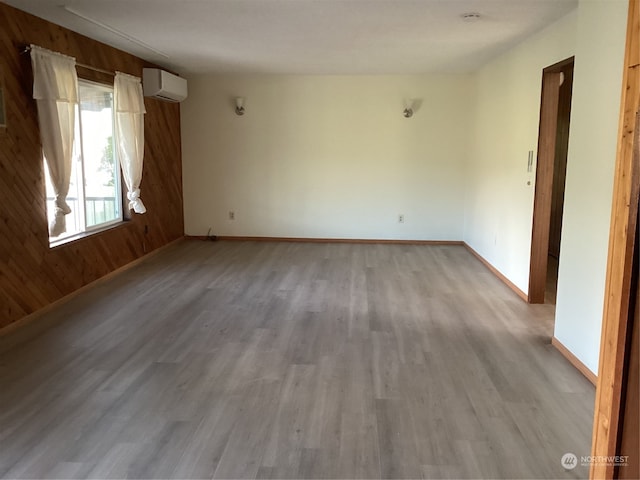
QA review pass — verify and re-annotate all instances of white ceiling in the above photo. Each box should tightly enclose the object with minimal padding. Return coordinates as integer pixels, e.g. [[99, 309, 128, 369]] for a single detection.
[[6, 0, 578, 75]]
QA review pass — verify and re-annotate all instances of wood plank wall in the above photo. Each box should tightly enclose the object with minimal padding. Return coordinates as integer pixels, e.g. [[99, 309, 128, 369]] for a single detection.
[[0, 3, 184, 329]]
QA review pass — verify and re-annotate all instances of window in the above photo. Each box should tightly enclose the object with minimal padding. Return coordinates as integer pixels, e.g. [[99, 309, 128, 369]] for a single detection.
[[45, 80, 122, 245]]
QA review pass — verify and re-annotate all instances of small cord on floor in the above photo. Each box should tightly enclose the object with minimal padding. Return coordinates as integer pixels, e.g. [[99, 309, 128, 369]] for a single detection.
[[206, 227, 218, 242]]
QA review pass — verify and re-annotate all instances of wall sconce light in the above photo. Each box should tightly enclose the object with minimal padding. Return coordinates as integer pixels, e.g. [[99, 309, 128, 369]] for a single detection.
[[403, 98, 414, 118], [235, 97, 245, 116]]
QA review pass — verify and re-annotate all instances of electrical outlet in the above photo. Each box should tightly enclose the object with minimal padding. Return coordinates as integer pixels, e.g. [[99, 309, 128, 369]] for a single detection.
[[229, 211, 235, 220], [398, 214, 405, 224]]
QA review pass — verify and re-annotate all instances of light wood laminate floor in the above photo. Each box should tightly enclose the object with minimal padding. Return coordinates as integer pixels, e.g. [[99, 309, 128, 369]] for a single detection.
[[0, 240, 594, 479]]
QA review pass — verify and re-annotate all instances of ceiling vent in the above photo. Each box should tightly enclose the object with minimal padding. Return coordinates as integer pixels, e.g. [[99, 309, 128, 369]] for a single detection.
[[142, 68, 187, 103]]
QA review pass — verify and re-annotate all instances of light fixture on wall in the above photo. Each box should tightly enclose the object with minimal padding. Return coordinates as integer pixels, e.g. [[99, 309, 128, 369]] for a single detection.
[[403, 99, 414, 118], [235, 97, 245, 116]]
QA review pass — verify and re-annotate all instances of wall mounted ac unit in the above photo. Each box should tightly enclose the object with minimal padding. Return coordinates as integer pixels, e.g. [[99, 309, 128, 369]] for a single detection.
[[142, 68, 188, 103]]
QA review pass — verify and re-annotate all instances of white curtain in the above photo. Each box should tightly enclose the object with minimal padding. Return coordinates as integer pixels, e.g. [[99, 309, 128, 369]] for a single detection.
[[114, 72, 147, 214], [30, 45, 78, 237]]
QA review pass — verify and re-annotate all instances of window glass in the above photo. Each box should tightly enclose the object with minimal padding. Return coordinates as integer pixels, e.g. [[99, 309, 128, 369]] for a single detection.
[[45, 80, 122, 246]]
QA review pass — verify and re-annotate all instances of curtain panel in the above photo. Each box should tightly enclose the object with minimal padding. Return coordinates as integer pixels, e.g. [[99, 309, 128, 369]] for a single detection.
[[114, 72, 147, 214], [30, 45, 78, 237]]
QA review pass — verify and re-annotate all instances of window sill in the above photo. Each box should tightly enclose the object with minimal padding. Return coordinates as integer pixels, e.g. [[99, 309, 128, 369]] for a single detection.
[[48, 220, 129, 249]]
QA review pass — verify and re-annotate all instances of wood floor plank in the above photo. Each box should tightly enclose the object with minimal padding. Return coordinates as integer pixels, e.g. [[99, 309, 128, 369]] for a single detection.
[[375, 398, 422, 479], [0, 240, 594, 479]]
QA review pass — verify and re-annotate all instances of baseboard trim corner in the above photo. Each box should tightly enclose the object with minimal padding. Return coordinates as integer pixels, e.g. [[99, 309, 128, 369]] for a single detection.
[[551, 337, 597, 385], [463, 243, 528, 302]]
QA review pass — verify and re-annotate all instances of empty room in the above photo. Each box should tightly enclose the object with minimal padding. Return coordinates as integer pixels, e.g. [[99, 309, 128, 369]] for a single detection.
[[0, 0, 638, 479]]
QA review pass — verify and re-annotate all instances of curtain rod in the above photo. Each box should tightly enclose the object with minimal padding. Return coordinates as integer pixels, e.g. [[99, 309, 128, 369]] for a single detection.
[[21, 45, 115, 77]]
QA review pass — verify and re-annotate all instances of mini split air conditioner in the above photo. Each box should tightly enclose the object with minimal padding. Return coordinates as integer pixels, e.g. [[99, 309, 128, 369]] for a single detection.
[[142, 68, 188, 103]]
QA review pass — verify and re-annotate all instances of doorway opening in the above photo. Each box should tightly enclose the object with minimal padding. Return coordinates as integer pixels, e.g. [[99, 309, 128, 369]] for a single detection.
[[529, 57, 575, 305]]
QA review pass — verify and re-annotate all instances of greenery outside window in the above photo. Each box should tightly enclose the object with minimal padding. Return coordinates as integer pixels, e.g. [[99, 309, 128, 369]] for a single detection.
[[45, 80, 122, 246]]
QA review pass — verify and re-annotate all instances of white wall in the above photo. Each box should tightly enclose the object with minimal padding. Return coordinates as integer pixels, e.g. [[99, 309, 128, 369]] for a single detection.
[[181, 0, 628, 376], [464, 11, 578, 293], [181, 75, 471, 240], [554, 0, 628, 375], [465, 0, 627, 375]]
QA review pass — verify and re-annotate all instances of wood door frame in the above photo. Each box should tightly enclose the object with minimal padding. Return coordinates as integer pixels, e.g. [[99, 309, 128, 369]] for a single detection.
[[591, 0, 640, 478], [616, 218, 639, 480], [528, 56, 575, 304]]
